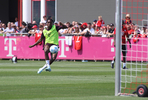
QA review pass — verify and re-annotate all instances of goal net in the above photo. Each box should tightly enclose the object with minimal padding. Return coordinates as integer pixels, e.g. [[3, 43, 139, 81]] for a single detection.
[[119, 0, 148, 96]]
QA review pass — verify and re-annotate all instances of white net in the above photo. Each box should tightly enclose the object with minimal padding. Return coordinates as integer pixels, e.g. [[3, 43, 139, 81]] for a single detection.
[[121, 20, 148, 94], [120, 0, 148, 95]]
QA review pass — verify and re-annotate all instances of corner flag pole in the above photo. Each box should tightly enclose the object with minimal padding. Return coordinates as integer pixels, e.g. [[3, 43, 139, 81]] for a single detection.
[[115, 0, 122, 96]]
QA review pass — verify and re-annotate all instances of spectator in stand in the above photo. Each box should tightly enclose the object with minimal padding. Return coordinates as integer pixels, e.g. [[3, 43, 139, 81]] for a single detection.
[[81, 22, 87, 31], [143, 24, 147, 34], [38, 25, 44, 33], [91, 23, 96, 30], [106, 23, 114, 37], [133, 25, 140, 36], [4, 22, 15, 36], [72, 25, 81, 34], [54, 21, 58, 26], [132, 25, 140, 42], [77, 22, 82, 28], [96, 16, 105, 29], [28, 25, 39, 36], [14, 17, 18, 27], [75, 21, 79, 26], [124, 14, 132, 24], [106, 24, 110, 32], [63, 22, 73, 34], [40, 15, 47, 24], [93, 20, 97, 25], [81, 23, 95, 35], [72, 21, 76, 26], [92, 20, 97, 32], [94, 26, 99, 34], [40, 21, 46, 28], [16, 26, 22, 33], [20, 21, 27, 33], [12, 24, 19, 33], [32, 21, 37, 26], [128, 23, 135, 35], [35, 25, 43, 45], [0, 23, 2, 32], [11, 22, 14, 27], [97, 26, 107, 37], [1, 23, 6, 32], [139, 24, 147, 37]]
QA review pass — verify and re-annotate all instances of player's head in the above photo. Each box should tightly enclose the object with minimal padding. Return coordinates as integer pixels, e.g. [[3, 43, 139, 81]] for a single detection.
[[46, 19, 54, 27], [125, 14, 130, 19]]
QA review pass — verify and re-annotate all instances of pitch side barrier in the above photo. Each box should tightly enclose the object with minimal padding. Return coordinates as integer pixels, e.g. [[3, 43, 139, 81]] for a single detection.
[[0, 35, 147, 61], [2, 33, 104, 37]]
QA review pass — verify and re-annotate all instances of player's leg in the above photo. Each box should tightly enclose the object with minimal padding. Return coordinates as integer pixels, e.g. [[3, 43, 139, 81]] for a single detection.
[[44, 44, 51, 72], [50, 53, 58, 65], [122, 45, 127, 69], [37, 45, 51, 74], [46, 49, 58, 71]]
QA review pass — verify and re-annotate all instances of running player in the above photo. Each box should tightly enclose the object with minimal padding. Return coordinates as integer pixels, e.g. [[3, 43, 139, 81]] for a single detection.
[[111, 21, 131, 69], [29, 19, 67, 74]]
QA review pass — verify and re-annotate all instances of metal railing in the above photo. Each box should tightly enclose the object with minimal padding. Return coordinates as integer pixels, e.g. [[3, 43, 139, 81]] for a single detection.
[[0, 33, 110, 37]]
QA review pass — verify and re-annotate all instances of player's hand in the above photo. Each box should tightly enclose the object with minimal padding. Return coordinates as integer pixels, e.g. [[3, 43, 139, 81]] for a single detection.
[[29, 45, 34, 48]]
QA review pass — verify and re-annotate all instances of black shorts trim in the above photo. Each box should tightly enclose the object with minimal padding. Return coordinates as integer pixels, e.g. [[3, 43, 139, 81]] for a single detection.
[[122, 45, 127, 53], [45, 43, 59, 48]]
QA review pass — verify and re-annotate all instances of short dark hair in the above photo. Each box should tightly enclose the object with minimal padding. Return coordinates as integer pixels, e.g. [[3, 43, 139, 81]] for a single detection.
[[143, 24, 147, 28], [66, 22, 70, 25], [78, 23, 82, 26], [109, 23, 114, 27], [93, 20, 97, 22], [47, 19, 54, 23], [87, 23, 91, 26], [22, 21, 26, 26]]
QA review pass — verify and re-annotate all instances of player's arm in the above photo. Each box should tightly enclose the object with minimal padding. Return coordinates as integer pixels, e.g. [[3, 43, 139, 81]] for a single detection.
[[58, 22, 67, 29], [29, 33, 44, 48], [56, 22, 67, 34]]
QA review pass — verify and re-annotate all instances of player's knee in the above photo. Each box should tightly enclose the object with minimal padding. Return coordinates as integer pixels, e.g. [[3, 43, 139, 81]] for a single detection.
[[44, 48, 49, 54]]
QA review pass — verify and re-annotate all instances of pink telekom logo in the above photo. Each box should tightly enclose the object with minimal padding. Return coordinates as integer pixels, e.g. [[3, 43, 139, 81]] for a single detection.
[[4, 38, 17, 57]]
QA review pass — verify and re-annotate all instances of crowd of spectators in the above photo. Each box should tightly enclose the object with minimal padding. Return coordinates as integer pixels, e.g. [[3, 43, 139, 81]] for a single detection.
[[0, 14, 148, 38]]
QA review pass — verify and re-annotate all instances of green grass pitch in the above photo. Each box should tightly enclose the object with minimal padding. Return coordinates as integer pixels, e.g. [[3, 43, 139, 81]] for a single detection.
[[0, 60, 147, 100]]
